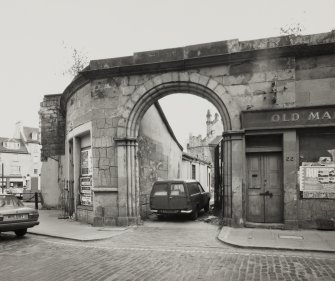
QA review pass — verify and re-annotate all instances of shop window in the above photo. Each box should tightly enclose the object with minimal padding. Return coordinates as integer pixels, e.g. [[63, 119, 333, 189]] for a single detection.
[[299, 128, 335, 165], [299, 128, 335, 199]]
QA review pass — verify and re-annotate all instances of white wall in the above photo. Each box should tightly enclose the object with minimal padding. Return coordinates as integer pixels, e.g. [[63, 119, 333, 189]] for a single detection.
[[181, 159, 211, 192]]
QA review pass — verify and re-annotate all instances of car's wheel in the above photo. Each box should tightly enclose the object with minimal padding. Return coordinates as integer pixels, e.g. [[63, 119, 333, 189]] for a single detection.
[[190, 207, 199, 220], [204, 201, 210, 212], [14, 229, 27, 237]]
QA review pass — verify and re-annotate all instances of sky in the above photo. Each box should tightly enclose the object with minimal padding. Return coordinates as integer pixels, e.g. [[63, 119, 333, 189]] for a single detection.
[[0, 0, 334, 145]]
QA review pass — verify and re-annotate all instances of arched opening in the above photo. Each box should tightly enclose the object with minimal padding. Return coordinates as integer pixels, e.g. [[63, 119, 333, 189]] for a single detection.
[[127, 81, 232, 138], [137, 93, 224, 218], [115, 77, 240, 226]]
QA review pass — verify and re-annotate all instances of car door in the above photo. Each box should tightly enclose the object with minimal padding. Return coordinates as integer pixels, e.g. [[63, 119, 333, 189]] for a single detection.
[[150, 182, 169, 210], [197, 183, 206, 208], [168, 183, 187, 210], [187, 182, 201, 209]]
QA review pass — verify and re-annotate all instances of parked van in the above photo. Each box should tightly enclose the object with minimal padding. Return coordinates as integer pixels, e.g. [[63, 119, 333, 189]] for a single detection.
[[150, 180, 210, 220]]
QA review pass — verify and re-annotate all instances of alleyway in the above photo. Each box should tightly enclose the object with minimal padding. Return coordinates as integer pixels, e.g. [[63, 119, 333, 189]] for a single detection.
[[1, 219, 334, 281]]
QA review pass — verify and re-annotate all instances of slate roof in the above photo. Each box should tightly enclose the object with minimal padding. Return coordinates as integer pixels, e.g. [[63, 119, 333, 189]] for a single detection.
[[154, 102, 183, 151], [0, 137, 28, 154]]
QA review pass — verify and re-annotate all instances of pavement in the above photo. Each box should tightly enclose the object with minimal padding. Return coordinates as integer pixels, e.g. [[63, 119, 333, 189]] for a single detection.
[[26, 203, 335, 252], [26, 204, 130, 241], [218, 226, 335, 253]]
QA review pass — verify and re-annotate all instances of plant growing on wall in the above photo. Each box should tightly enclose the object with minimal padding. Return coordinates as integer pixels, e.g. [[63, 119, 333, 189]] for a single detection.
[[280, 23, 305, 36], [62, 42, 89, 78]]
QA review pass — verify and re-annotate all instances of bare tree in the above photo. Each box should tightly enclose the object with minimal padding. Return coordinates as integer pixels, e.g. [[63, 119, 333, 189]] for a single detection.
[[280, 23, 305, 36], [62, 43, 89, 78]]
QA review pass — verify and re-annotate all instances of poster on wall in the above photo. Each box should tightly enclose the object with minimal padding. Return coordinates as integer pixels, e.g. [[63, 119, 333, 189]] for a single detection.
[[81, 149, 92, 176], [299, 164, 335, 199], [80, 177, 92, 194], [80, 193, 92, 206]]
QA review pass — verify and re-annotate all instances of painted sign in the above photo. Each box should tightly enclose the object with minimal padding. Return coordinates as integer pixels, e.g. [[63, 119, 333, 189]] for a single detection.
[[299, 165, 335, 199], [242, 106, 335, 130]]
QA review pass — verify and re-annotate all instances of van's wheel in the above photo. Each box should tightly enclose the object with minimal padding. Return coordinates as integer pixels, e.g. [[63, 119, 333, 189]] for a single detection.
[[157, 214, 165, 220], [190, 207, 199, 220], [204, 201, 210, 212], [14, 229, 27, 237]]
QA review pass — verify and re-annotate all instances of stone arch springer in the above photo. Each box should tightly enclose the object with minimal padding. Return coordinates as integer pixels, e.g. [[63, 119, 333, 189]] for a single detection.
[[114, 72, 241, 226]]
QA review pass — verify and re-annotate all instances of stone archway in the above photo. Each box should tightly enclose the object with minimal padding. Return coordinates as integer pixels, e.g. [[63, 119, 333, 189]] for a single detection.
[[114, 72, 241, 226]]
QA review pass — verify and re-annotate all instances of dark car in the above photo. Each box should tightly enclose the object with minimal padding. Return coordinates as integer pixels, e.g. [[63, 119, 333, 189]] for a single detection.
[[150, 180, 210, 220], [0, 194, 39, 237]]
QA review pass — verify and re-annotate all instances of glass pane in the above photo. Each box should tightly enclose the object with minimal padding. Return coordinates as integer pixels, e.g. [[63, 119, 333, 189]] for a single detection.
[[198, 184, 205, 193], [170, 184, 185, 196], [153, 183, 168, 196]]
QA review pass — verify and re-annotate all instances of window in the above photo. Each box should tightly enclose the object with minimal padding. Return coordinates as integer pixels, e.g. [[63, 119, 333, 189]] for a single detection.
[[34, 169, 38, 175], [192, 164, 196, 179], [32, 132, 38, 140], [170, 184, 185, 196], [152, 183, 168, 196], [33, 156, 39, 163], [188, 183, 200, 195], [198, 184, 205, 193], [3, 141, 20, 150]]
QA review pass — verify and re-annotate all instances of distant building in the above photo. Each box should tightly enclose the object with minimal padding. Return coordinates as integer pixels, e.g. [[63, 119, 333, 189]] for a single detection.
[[181, 152, 211, 192], [187, 110, 223, 188], [0, 122, 41, 192]]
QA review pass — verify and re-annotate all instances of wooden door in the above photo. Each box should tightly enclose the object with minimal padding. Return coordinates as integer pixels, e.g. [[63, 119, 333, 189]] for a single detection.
[[247, 153, 283, 223]]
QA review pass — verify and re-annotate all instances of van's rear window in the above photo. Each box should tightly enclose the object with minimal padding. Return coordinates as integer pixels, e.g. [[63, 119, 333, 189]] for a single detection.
[[170, 184, 185, 196], [153, 183, 168, 196]]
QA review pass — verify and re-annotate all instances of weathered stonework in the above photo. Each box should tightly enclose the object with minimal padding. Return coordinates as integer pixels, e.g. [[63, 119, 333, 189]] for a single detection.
[[39, 94, 65, 160], [41, 31, 335, 228]]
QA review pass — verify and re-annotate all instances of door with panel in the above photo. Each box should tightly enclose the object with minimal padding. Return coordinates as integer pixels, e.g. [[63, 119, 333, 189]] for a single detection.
[[247, 153, 283, 223]]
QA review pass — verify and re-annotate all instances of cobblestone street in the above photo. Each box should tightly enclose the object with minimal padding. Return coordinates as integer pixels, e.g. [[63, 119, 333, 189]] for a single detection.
[[0, 220, 334, 281]]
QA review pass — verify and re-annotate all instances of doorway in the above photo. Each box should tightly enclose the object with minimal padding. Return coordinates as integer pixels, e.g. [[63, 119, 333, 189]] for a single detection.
[[247, 153, 283, 223]]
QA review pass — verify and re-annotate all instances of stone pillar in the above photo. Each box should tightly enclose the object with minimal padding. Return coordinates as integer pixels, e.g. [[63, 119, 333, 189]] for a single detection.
[[222, 131, 244, 226], [115, 137, 141, 226], [283, 130, 298, 229]]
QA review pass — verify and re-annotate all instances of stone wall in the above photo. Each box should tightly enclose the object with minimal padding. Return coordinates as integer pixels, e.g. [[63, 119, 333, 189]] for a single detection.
[[41, 31, 335, 227], [39, 94, 65, 160], [138, 104, 183, 218]]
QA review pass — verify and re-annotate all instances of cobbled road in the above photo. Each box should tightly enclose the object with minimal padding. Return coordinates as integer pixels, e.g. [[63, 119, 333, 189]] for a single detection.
[[0, 219, 334, 281]]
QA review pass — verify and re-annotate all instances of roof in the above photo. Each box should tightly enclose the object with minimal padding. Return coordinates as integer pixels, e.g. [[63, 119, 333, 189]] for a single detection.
[[154, 102, 183, 151], [182, 152, 211, 165], [23, 127, 39, 144], [209, 136, 223, 146], [0, 137, 28, 154]]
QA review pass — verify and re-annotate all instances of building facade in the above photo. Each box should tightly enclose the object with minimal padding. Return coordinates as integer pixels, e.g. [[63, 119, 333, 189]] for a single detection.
[[0, 123, 41, 192], [187, 109, 223, 190], [40, 31, 335, 229]]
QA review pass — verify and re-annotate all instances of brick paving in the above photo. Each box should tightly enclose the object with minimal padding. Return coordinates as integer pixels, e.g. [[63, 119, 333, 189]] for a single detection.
[[0, 221, 334, 281]]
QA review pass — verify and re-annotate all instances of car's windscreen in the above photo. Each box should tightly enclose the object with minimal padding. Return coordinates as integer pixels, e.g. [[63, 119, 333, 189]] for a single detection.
[[152, 183, 168, 196], [0, 196, 24, 208], [170, 184, 185, 196]]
